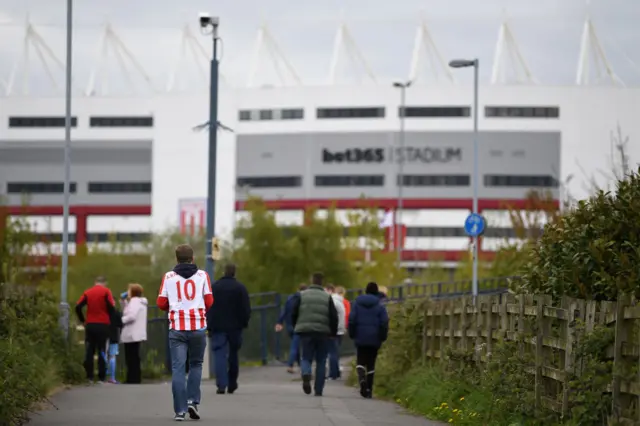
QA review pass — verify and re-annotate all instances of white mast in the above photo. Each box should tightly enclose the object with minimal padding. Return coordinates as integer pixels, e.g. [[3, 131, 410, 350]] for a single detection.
[[490, 9, 536, 84], [576, 1, 624, 86], [408, 13, 455, 84], [85, 22, 156, 96], [246, 22, 302, 88], [6, 16, 69, 96], [327, 10, 377, 85]]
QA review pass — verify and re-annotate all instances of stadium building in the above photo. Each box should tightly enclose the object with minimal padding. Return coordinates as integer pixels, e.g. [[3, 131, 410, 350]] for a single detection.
[[0, 14, 638, 268]]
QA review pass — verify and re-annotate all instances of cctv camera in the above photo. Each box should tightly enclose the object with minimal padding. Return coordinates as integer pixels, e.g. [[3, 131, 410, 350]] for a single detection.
[[199, 12, 211, 28]]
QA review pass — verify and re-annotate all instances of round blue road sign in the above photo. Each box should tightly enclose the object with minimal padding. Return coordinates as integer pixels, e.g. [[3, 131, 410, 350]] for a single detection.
[[464, 213, 486, 237]]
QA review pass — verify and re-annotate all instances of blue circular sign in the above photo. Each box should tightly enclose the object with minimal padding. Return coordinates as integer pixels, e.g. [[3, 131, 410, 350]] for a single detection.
[[464, 213, 486, 237]]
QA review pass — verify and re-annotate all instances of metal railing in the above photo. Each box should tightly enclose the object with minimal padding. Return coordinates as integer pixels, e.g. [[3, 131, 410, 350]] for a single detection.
[[145, 276, 519, 371]]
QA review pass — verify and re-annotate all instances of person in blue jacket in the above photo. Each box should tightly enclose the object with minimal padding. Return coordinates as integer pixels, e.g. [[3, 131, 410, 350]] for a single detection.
[[348, 282, 389, 399], [275, 284, 308, 373]]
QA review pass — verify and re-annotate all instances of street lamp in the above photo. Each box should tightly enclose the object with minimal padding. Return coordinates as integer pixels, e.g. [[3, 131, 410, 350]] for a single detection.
[[448, 58, 480, 302], [59, 0, 73, 338], [392, 81, 411, 267], [199, 13, 220, 281]]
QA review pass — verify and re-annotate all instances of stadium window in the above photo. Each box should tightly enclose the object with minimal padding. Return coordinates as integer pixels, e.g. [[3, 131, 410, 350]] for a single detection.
[[89, 116, 153, 127], [281, 108, 304, 120], [86, 232, 152, 243], [259, 109, 273, 120], [316, 107, 385, 119], [88, 182, 152, 193], [7, 182, 77, 194], [236, 176, 302, 188], [315, 175, 385, 187], [9, 116, 77, 128], [399, 106, 471, 118], [238, 110, 252, 121], [399, 174, 470, 187], [485, 106, 560, 119], [484, 174, 559, 188]]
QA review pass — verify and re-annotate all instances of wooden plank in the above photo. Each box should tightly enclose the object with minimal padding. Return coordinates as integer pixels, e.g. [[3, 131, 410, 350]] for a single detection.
[[449, 299, 456, 350], [486, 296, 494, 357], [612, 294, 629, 421], [518, 295, 526, 357], [499, 294, 508, 343], [429, 301, 436, 360], [534, 295, 545, 414], [561, 299, 578, 417], [439, 301, 447, 362], [421, 308, 428, 364], [460, 297, 468, 351]]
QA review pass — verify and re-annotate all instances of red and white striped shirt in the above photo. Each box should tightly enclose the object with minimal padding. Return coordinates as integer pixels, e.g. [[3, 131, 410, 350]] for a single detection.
[[157, 269, 214, 331]]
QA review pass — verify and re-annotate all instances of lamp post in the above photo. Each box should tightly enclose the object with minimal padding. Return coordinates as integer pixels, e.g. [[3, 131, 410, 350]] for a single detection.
[[200, 15, 220, 281], [392, 80, 411, 267], [448, 59, 480, 302], [59, 0, 73, 338]]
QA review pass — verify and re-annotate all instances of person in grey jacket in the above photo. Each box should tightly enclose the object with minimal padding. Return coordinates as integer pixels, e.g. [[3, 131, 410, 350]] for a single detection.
[[291, 272, 339, 396]]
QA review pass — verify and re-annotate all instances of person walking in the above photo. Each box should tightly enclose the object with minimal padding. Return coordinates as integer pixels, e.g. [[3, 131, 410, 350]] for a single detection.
[[275, 283, 307, 374], [157, 244, 214, 421], [325, 284, 346, 380], [120, 283, 148, 385], [75, 276, 116, 384], [291, 272, 339, 396], [106, 304, 123, 384], [348, 282, 389, 399], [206, 263, 251, 395]]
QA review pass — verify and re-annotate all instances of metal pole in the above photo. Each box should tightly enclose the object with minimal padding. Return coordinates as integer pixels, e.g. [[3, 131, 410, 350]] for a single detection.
[[59, 0, 73, 338], [396, 85, 406, 266], [471, 60, 480, 303], [205, 29, 219, 287]]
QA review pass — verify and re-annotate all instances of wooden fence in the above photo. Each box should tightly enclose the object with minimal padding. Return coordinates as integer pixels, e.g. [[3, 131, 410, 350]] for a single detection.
[[419, 294, 640, 424]]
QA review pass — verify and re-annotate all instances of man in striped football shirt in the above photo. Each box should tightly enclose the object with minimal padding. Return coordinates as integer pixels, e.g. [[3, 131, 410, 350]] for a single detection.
[[157, 244, 214, 422]]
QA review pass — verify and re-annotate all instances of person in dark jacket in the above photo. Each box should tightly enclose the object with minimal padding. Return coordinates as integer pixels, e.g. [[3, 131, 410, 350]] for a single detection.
[[291, 272, 339, 396], [275, 283, 308, 373], [348, 282, 389, 399], [206, 264, 251, 394]]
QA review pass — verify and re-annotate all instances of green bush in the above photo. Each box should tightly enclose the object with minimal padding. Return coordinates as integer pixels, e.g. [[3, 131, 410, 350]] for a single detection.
[[522, 168, 640, 301], [0, 283, 84, 426]]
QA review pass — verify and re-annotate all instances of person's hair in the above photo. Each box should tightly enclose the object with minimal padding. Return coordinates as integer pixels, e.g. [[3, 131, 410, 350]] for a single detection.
[[378, 285, 388, 296], [175, 244, 194, 264], [311, 272, 323, 286], [365, 282, 379, 295], [95, 276, 107, 285], [128, 283, 144, 298], [325, 284, 335, 293], [299, 283, 308, 291], [335, 286, 345, 295], [224, 263, 236, 277]]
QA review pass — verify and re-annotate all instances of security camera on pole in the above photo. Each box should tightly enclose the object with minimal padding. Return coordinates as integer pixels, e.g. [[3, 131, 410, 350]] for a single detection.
[[199, 12, 220, 280]]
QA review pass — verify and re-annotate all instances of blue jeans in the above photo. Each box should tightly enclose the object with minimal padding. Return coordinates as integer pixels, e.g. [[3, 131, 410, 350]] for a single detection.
[[300, 335, 330, 394], [210, 331, 242, 390], [287, 332, 301, 367], [328, 335, 343, 379], [169, 329, 207, 415]]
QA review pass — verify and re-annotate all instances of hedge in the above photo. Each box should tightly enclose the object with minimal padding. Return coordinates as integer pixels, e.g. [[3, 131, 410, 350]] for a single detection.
[[0, 283, 84, 426]]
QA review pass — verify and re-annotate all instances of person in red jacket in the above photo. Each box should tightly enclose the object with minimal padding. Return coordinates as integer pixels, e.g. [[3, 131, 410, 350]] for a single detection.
[[75, 276, 116, 383]]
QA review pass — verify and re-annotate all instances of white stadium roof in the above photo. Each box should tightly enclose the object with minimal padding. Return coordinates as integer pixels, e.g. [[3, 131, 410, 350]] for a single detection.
[[0, 1, 638, 96]]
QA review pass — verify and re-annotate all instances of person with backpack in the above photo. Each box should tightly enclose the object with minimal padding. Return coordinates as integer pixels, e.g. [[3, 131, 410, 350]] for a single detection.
[[348, 282, 389, 399]]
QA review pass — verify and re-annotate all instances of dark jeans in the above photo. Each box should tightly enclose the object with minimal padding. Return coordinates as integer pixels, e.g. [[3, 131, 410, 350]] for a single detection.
[[287, 332, 301, 367], [300, 335, 330, 394], [328, 335, 343, 379], [169, 329, 207, 414], [124, 341, 142, 384], [84, 323, 109, 381], [356, 346, 379, 391], [210, 330, 243, 390]]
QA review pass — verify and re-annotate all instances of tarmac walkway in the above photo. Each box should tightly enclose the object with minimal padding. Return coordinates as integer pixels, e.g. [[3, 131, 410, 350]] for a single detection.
[[29, 363, 441, 425]]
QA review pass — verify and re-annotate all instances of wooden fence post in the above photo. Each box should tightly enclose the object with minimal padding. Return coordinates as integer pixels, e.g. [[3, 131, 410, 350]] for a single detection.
[[421, 306, 428, 365], [561, 298, 578, 418], [534, 295, 545, 414], [460, 297, 468, 351], [611, 294, 629, 421]]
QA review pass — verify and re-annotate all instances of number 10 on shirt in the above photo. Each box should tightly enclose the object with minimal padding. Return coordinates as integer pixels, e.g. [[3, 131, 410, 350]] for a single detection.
[[176, 279, 196, 301]]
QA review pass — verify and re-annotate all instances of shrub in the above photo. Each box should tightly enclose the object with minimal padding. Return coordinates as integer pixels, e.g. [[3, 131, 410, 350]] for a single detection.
[[0, 283, 84, 426], [521, 168, 640, 301]]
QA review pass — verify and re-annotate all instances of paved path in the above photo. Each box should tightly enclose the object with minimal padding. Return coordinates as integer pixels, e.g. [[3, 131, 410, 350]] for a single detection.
[[29, 364, 441, 425]]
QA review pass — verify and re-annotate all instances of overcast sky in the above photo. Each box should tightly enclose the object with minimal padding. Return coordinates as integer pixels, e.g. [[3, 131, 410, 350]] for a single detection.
[[0, 0, 639, 94]]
